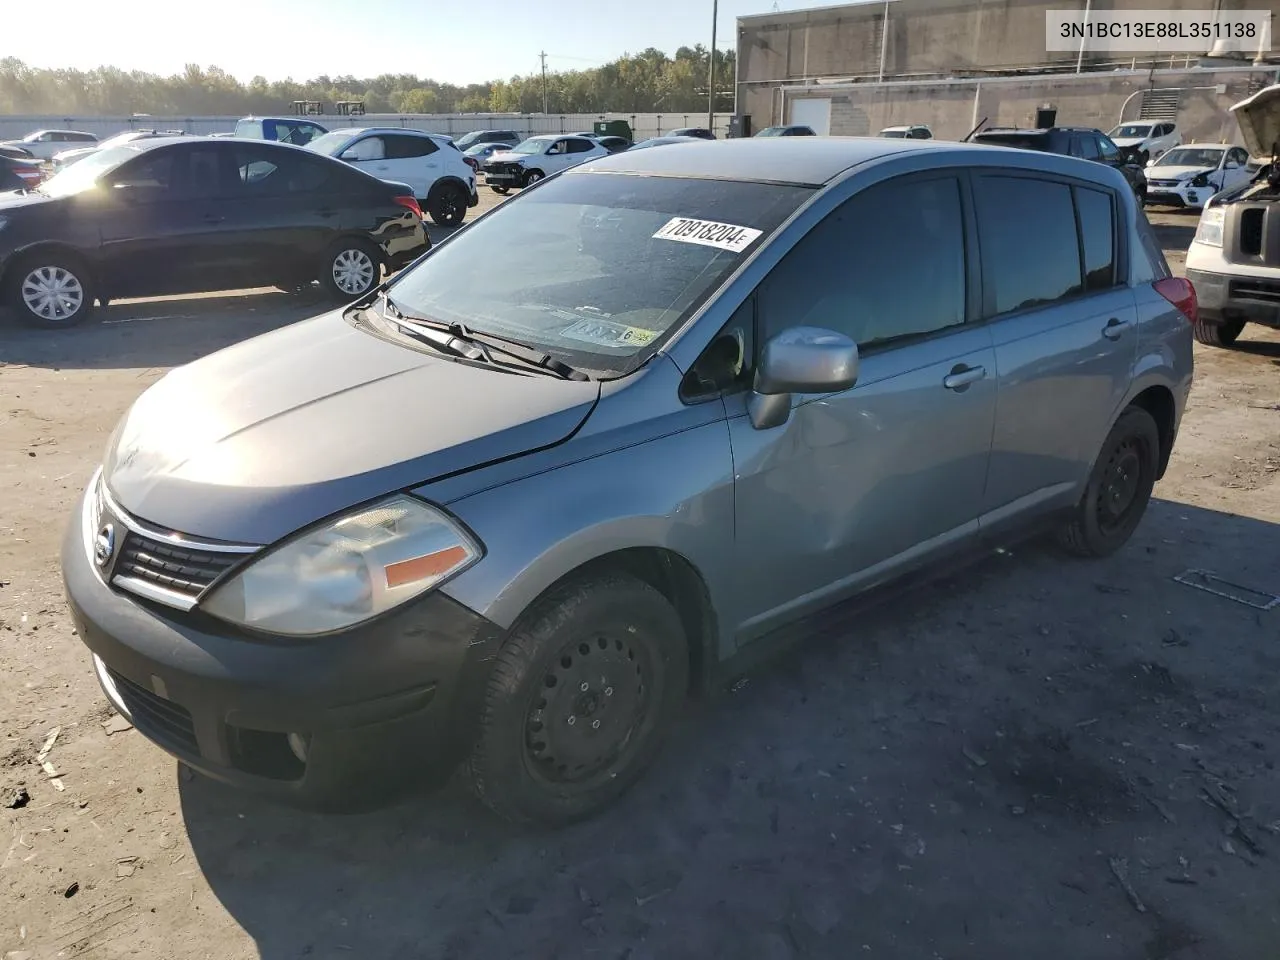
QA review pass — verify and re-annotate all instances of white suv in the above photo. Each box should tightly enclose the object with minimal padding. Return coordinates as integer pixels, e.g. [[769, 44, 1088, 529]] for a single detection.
[[1108, 121, 1181, 163], [480, 135, 609, 193], [0, 129, 99, 161], [305, 128, 477, 227], [1184, 84, 1280, 347]]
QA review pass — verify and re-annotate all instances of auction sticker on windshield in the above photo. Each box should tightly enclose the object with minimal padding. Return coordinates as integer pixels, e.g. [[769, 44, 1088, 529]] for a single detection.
[[652, 217, 763, 253], [560, 318, 660, 349]]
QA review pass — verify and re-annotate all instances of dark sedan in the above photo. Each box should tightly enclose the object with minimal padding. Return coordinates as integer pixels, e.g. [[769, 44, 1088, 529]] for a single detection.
[[1, 155, 44, 192], [0, 137, 431, 328]]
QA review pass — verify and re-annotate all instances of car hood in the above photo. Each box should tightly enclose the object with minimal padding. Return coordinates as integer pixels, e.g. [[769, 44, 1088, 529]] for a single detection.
[[53, 147, 96, 162], [488, 150, 531, 164], [1111, 136, 1150, 148], [1145, 164, 1213, 181], [103, 309, 599, 545], [1231, 83, 1280, 160]]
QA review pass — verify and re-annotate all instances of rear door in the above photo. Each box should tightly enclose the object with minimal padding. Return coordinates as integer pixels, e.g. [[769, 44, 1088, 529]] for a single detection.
[[380, 133, 441, 199], [974, 173, 1137, 537], [542, 138, 574, 173]]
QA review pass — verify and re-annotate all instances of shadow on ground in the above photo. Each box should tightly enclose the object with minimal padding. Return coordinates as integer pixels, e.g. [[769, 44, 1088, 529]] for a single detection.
[[180, 499, 1280, 960]]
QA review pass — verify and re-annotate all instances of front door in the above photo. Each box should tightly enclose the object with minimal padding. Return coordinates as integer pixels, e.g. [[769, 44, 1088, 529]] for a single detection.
[[972, 173, 1137, 536], [727, 173, 997, 640]]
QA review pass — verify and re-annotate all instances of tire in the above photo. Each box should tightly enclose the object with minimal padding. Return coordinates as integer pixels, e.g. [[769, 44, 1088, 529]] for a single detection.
[[6, 252, 95, 329], [319, 238, 381, 303], [523, 169, 545, 188], [1193, 317, 1245, 347], [490, 184, 510, 195], [467, 573, 689, 825], [1057, 406, 1160, 558], [428, 182, 468, 227]]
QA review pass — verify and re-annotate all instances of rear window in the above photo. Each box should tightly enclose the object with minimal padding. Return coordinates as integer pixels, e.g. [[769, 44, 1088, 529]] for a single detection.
[[234, 119, 264, 140], [382, 172, 814, 376], [973, 133, 1050, 151]]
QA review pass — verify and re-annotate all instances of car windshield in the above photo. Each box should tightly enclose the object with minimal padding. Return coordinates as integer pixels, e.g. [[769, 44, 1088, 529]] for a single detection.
[[464, 143, 494, 156], [880, 129, 908, 137], [755, 127, 786, 137], [305, 130, 358, 156], [381, 172, 813, 377], [1155, 147, 1224, 168], [973, 133, 1047, 151], [453, 132, 484, 148], [1111, 124, 1153, 139], [37, 144, 146, 198]]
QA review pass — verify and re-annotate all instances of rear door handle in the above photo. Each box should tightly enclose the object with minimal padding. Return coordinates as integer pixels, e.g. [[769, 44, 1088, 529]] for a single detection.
[[943, 364, 986, 391], [1102, 317, 1132, 340]]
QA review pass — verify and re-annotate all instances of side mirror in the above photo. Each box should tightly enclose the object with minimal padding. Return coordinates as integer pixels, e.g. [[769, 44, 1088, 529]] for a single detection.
[[340, 149, 359, 161], [110, 183, 140, 202], [748, 326, 859, 430]]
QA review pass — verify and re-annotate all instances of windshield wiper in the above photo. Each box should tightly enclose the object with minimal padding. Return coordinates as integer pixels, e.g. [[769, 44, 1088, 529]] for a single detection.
[[380, 294, 590, 381]]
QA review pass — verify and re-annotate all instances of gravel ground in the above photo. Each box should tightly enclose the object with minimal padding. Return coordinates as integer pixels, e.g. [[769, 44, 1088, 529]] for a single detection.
[[1, 203, 1279, 960]]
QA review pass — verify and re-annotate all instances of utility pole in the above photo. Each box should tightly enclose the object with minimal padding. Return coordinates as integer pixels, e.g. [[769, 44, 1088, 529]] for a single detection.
[[539, 51, 548, 114], [707, 0, 718, 130]]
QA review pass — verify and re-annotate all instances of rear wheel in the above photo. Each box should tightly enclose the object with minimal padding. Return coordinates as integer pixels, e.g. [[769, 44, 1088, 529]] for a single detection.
[[7, 254, 95, 329], [320, 239, 380, 303], [490, 184, 509, 195], [467, 573, 688, 825], [429, 182, 468, 227], [1192, 317, 1245, 347], [1057, 406, 1160, 558]]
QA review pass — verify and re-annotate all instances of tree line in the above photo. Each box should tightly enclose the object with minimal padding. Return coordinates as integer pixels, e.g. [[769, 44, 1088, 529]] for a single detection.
[[0, 47, 735, 117]]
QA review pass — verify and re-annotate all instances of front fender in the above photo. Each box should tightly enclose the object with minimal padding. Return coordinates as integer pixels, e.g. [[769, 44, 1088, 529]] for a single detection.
[[436, 417, 738, 661]]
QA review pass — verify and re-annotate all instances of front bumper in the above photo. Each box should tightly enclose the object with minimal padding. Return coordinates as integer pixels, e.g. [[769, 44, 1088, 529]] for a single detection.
[[62, 487, 503, 811], [1145, 180, 1212, 209], [1187, 267, 1280, 329]]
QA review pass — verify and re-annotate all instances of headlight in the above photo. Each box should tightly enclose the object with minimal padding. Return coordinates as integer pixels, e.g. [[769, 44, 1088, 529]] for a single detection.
[[1190, 173, 1211, 188], [1194, 206, 1225, 247], [201, 496, 482, 636]]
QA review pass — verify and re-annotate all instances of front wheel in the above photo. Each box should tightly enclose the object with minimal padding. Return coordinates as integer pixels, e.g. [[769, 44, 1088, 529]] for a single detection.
[[7, 255, 95, 329], [1056, 406, 1160, 558], [320, 239, 381, 303], [523, 169, 545, 188], [490, 184, 510, 195], [467, 573, 688, 825], [1193, 317, 1245, 347], [429, 182, 468, 227]]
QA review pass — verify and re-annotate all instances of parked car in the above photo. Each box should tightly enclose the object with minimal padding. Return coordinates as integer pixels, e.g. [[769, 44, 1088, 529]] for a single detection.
[[234, 116, 329, 146], [878, 124, 933, 139], [481, 134, 609, 193], [63, 136, 1193, 826], [0, 137, 429, 328], [0, 143, 36, 161], [1185, 83, 1280, 347], [625, 135, 705, 151], [462, 142, 509, 171], [1143, 144, 1251, 210], [305, 127, 477, 227], [452, 129, 521, 151], [1108, 121, 1181, 164], [668, 127, 716, 140], [595, 136, 632, 154], [0, 129, 98, 161], [1, 155, 45, 191], [754, 125, 817, 137], [971, 126, 1148, 199], [51, 130, 172, 172]]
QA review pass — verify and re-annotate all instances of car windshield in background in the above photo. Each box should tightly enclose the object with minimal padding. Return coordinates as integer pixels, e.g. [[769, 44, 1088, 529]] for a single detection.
[[1111, 125, 1153, 139], [755, 127, 787, 137], [453, 132, 485, 149], [972, 133, 1046, 150], [304, 131, 356, 156], [37, 144, 144, 198], [1155, 148, 1224, 167], [881, 130, 909, 138], [95, 132, 144, 149], [463, 143, 494, 156], [508, 138, 547, 154], [382, 172, 813, 377]]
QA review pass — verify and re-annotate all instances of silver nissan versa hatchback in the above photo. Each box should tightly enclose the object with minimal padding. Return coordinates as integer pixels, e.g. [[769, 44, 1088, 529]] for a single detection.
[[63, 137, 1195, 825]]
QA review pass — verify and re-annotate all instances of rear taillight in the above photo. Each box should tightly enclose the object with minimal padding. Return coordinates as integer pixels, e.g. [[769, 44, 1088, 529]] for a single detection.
[[1154, 276, 1197, 325], [393, 195, 423, 219]]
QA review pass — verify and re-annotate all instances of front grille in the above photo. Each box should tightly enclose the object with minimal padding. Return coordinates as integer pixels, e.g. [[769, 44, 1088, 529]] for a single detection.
[[115, 531, 240, 599], [1241, 208, 1264, 256], [108, 669, 199, 755], [1149, 179, 1179, 189], [1230, 277, 1280, 303]]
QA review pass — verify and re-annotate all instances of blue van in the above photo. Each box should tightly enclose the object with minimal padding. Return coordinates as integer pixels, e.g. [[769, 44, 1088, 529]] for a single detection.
[[233, 116, 328, 146]]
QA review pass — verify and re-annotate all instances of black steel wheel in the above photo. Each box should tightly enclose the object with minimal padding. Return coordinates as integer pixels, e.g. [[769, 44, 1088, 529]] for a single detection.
[[429, 182, 468, 227], [490, 184, 509, 195], [1057, 406, 1160, 558], [468, 573, 688, 825]]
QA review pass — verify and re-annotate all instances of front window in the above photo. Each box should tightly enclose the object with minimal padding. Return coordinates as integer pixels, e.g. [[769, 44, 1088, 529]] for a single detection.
[[1155, 147, 1226, 168], [1110, 124, 1153, 139], [305, 130, 358, 156], [380, 172, 813, 377], [509, 138, 549, 154], [37, 145, 149, 198]]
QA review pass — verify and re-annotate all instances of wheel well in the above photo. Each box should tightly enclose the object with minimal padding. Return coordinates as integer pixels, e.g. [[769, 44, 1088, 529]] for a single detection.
[[531, 548, 717, 697], [426, 177, 467, 202], [1, 243, 94, 293], [1129, 385, 1176, 479]]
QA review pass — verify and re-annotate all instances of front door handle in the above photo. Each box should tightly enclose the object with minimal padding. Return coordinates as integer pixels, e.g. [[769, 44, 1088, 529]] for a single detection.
[[943, 364, 986, 391], [1102, 317, 1132, 340]]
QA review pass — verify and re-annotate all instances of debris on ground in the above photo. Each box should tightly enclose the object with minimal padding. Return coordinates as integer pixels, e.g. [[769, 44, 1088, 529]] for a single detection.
[[1108, 857, 1146, 913], [35, 727, 59, 764], [35, 727, 65, 791], [62, 881, 79, 898], [101, 715, 133, 736], [116, 856, 138, 878], [962, 746, 987, 768], [3, 786, 30, 809]]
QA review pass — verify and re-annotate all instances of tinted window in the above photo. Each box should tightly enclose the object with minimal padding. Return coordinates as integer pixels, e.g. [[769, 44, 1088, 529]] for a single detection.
[[70, 133, 96, 142], [1075, 187, 1116, 291], [973, 133, 1048, 151], [111, 153, 175, 193], [233, 146, 331, 194], [760, 176, 966, 349], [274, 122, 322, 146], [976, 176, 1081, 315], [385, 135, 438, 159], [1097, 136, 1120, 161], [1074, 135, 1101, 160], [567, 138, 596, 154], [182, 147, 227, 199]]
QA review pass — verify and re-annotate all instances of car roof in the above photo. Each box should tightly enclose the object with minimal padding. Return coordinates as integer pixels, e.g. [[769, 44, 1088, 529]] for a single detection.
[[325, 127, 441, 138]]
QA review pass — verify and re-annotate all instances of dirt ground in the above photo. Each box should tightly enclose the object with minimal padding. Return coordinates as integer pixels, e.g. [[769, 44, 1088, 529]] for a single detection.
[[2, 202, 1279, 960]]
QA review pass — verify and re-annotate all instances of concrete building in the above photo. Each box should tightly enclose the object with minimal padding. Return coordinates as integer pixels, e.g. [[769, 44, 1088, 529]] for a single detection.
[[735, 0, 1280, 144]]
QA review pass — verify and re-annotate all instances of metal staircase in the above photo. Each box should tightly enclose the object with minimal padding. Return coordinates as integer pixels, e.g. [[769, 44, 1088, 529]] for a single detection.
[[1138, 89, 1181, 122]]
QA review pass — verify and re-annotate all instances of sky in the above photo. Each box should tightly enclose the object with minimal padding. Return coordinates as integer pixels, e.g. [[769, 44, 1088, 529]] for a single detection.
[[8, 0, 865, 86]]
